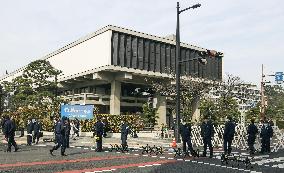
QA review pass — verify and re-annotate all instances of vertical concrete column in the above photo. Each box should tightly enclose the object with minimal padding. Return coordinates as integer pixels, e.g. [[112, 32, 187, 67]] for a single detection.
[[110, 80, 121, 115], [191, 96, 201, 124], [156, 95, 167, 127]]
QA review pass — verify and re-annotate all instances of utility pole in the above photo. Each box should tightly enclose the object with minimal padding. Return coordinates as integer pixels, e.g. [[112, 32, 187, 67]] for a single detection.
[[260, 64, 265, 121], [175, 2, 201, 143]]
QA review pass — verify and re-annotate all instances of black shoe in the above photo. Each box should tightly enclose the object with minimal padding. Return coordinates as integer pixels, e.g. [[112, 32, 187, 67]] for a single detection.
[[61, 153, 67, 156], [14, 147, 19, 152], [50, 149, 55, 156], [209, 155, 213, 158]]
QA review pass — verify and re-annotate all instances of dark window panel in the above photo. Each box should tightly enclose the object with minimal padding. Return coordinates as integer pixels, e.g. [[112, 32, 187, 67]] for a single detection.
[[131, 37, 138, 69], [155, 43, 161, 72], [166, 45, 171, 73], [218, 57, 222, 79], [119, 34, 126, 66], [112, 32, 119, 65], [138, 38, 144, 70], [144, 40, 150, 71], [189, 50, 195, 75], [180, 48, 186, 75], [170, 46, 176, 72], [185, 50, 190, 75], [126, 35, 132, 68], [149, 42, 155, 71], [160, 44, 166, 73]]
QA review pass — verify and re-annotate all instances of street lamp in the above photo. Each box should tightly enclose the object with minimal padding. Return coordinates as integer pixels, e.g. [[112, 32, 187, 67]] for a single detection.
[[175, 2, 201, 143]]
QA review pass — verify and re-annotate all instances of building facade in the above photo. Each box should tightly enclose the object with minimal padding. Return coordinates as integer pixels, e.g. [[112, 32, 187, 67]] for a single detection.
[[0, 25, 223, 127]]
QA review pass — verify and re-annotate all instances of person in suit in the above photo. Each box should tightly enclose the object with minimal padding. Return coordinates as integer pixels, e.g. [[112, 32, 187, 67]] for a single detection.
[[247, 118, 258, 155], [260, 119, 273, 154], [180, 121, 196, 156], [26, 119, 34, 146], [33, 119, 42, 144], [121, 120, 130, 151], [223, 116, 236, 155], [94, 117, 104, 152], [201, 116, 214, 158], [4, 115, 19, 152], [50, 117, 68, 156]]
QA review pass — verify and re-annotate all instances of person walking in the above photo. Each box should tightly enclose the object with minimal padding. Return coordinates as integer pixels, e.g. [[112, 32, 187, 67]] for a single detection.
[[3, 115, 19, 152], [26, 119, 33, 146], [33, 119, 42, 144], [260, 119, 273, 154], [121, 120, 130, 151], [201, 116, 214, 158], [247, 118, 258, 155], [180, 121, 196, 156], [94, 117, 104, 152], [223, 116, 236, 155], [50, 117, 68, 156], [74, 118, 80, 137]]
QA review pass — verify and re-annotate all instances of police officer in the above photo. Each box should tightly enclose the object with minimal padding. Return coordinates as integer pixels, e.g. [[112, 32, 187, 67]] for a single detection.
[[223, 116, 236, 155], [33, 119, 42, 144], [50, 117, 68, 156], [247, 118, 258, 155], [201, 116, 214, 158], [4, 115, 19, 152], [94, 117, 104, 152], [180, 121, 195, 156], [27, 119, 34, 146], [121, 120, 129, 151], [260, 119, 273, 154]]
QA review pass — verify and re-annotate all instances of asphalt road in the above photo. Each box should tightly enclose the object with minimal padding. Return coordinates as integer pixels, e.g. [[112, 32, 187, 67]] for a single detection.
[[0, 143, 283, 173]]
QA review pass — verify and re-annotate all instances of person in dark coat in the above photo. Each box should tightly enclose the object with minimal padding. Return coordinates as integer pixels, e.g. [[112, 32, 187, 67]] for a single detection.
[[201, 117, 214, 158], [223, 116, 236, 155], [247, 118, 258, 155], [66, 118, 71, 148], [4, 115, 19, 152], [26, 119, 34, 146], [180, 121, 195, 156], [33, 119, 42, 144], [260, 120, 273, 154], [74, 118, 80, 137], [94, 117, 104, 152], [50, 117, 68, 156], [121, 120, 130, 151]]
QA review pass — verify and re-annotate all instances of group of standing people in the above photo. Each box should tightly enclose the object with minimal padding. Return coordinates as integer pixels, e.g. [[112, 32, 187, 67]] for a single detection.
[[26, 119, 42, 145], [94, 117, 129, 152], [180, 116, 274, 158]]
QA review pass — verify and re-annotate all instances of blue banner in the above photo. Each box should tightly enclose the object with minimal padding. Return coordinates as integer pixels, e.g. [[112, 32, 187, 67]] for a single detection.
[[275, 72, 283, 82], [61, 105, 94, 119]]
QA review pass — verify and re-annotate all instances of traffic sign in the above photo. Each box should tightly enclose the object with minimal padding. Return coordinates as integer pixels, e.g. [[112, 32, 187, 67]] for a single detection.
[[275, 72, 283, 82]]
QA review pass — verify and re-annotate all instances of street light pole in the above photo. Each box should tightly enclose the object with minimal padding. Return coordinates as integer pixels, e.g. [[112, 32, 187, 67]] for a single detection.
[[175, 2, 181, 143], [175, 2, 201, 143]]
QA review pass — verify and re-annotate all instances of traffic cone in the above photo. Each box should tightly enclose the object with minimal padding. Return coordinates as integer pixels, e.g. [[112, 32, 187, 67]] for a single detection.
[[171, 138, 177, 148]]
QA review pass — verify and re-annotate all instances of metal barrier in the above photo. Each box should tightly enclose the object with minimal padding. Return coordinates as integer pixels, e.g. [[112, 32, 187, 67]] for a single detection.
[[190, 124, 284, 152]]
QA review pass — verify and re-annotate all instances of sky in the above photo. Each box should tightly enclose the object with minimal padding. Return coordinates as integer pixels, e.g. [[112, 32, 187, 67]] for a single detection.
[[0, 0, 283, 86]]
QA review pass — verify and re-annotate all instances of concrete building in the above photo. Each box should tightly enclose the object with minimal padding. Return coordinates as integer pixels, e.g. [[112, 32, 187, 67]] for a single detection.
[[0, 25, 223, 127]]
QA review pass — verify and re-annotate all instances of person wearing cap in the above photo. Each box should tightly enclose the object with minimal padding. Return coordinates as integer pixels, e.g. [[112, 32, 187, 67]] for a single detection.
[[50, 117, 68, 156], [180, 120, 196, 156], [223, 116, 236, 155], [247, 118, 258, 155], [260, 118, 273, 154], [201, 116, 214, 158]]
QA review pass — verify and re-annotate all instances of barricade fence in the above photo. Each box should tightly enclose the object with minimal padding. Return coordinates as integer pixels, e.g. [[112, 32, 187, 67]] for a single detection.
[[159, 124, 284, 152]]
